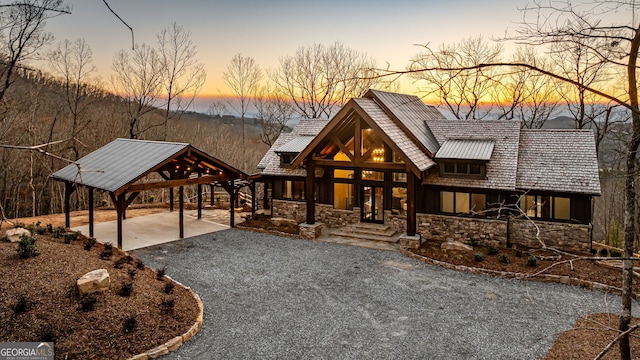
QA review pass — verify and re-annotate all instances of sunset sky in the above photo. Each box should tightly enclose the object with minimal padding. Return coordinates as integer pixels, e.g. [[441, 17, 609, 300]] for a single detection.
[[43, 0, 628, 113]]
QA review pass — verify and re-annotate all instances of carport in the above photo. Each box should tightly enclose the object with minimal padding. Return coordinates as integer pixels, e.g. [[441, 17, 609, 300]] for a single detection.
[[51, 138, 250, 249]]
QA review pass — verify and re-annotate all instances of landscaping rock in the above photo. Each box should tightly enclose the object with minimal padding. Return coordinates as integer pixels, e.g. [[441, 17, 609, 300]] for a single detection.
[[270, 217, 298, 226], [441, 241, 473, 252], [4, 228, 31, 242], [77, 269, 110, 296]]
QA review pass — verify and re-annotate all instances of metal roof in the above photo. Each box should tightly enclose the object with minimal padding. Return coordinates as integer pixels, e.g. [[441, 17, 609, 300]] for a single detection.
[[275, 136, 315, 154], [51, 138, 244, 193], [435, 139, 495, 161]]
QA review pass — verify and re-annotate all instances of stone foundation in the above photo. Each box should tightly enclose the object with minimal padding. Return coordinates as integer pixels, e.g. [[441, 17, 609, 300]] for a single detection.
[[416, 213, 507, 247], [399, 233, 421, 249], [299, 222, 324, 239], [272, 200, 359, 228], [384, 211, 407, 233], [509, 219, 592, 254]]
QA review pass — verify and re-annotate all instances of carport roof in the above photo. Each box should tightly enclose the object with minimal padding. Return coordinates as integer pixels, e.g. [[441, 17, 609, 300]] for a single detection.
[[51, 138, 245, 194]]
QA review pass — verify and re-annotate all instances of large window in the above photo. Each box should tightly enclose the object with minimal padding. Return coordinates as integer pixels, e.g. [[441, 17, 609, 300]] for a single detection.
[[334, 183, 354, 210], [283, 180, 305, 200], [392, 187, 407, 215], [521, 195, 570, 220], [441, 191, 486, 215]]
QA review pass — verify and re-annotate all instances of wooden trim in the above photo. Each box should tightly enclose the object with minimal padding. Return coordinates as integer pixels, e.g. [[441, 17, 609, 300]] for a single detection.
[[331, 135, 354, 161], [122, 174, 230, 194], [312, 158, 406, 171]]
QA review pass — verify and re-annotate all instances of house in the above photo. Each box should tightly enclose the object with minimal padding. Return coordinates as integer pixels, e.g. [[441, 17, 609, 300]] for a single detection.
[[256, 90, 601, 253]]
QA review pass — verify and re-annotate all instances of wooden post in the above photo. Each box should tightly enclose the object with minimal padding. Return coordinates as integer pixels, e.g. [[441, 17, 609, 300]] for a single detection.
[[263, 182, 270, 210], [169, 187, 174, 212], [88, 187, 94, 238], [116, 193, 125, 249], [250, 181, 256, 218], [407, 172, 416, 237], [197, 182, 203, 220], [229, 182, 235, 228], [64, 182, 74, 228], [210, 185, 215, 206], [179, 186, 184, 238], [306, 160, 315, 225]]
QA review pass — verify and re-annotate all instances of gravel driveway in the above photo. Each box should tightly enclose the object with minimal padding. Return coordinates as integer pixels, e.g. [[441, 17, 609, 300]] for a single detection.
[[132, 229, 628, 359]]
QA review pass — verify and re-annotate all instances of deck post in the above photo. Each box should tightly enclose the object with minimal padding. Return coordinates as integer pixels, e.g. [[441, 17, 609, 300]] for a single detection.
[[179, 186, 184, 238], [88, 187, 94, 238], [229, 181, 235, 228], [115, 193, 125, 249], [305, 160, 315, 225], [407, 172, 417, 237], [169, 187, 174, 212], [197, 181, 203, 220]]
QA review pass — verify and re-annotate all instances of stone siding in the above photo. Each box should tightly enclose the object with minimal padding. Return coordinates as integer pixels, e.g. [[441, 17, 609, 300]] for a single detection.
[[384, 211, 407, 234], [416, 214, 507, 247], [509, 219, 592, 254], [272, 199, 307, 223], [272, 200, 360, 228]]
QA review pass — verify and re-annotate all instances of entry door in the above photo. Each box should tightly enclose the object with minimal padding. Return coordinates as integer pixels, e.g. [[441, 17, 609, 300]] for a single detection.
[[362, 186, 384, 223]]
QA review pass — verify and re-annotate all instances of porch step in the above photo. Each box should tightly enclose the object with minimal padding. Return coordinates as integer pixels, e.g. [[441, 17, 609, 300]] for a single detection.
[[328, 223, 399, 243]]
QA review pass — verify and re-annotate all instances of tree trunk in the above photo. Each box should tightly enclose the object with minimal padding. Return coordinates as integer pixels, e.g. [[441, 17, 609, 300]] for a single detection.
[[619, 24, 640, 360]]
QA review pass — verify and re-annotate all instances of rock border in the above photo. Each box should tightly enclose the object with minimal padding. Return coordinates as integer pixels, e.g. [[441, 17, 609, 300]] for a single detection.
[[400, 247, 640, 300], [125, 275, 204, 360]]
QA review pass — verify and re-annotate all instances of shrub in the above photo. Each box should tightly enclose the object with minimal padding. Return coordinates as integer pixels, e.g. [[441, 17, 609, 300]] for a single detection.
[[527, 255, 538, 267], [13, 221, 25, 228], [13, 297, 29, 314], [119, 282, 133, 297], [63, 233, 74, 244], [469, 238, 479, 247], [35, 224, 46, 235], [474, 252, 484, 262], [487, 245, 499, 255], [148, 195, 155, 203], [84, 237, 96, 250], [79, 296, 97, 312], [499, 254, 510, 264], [17, 235, 39, 259], [515, 249, 523, 258], [100, 199, 108, 207], [104, 243, 113, 251], [610, 248, 622, 257], [162, 282, 174, 294], [52, 227, 65, 239], [123, 316, 137, 333], [156, 268, 166, 281], [244, 214, 252, 221], [127, 268, 137, 278], [100, 249, 113, 260], [135, 259, 145, 270], [114, 257, 128, 269], [46, 224, 54, 233], [590, 248, 597, 256], [161, 298, 175, 314], [599, 248, 609, 257]]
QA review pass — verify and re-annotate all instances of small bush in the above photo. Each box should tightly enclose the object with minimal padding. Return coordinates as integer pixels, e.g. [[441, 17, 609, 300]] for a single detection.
[[13, 221, 25, 228], [527, 255, 538, 267], [46, 224, 53, 233], [13, 297, 29, 314], [119, 282, 133, 297], [590, 248, 597, 256], [162, 282, 174, 294], [128, 268, 137, 278], [35, 224, 46, 235], [156, 268, 166, 281], [114, 257, 128, 269], [100, 249, 113, 260], [100, 199, 108, 207], [469, 238, 479, 247], [52, 227, 65, 239], [499, 254, 510, 264], [487, 245, 499, 255], [161, 298, 175, 314], [599, 248, 609, 257], [63, 233, 74, 244], [123, 316, 137, 333], [17, 235, 39, 259], [474, 252, 484, 262], [515, 249, 523, 258], [244, 214, 252, 221], [84, 237, 96, 250], [610, 248, 622, 258], [148, 195, 155, 203], [135, 259, 145, 270], [79, 296, 97, 312], [104, 243, 113, 251]]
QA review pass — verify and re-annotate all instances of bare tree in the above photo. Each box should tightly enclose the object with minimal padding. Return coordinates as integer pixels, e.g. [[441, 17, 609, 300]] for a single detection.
[[207, 100, 227, 118], [409, 36, 503, 120], [270, 41, 382, 119], [222, 53, 262, 170], [157, 22, 206, 140], [254, 86, 295, 146], [110, 43, 163, 139]]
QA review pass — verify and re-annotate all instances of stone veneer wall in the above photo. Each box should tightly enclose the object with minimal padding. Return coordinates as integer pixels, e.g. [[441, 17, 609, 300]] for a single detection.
[[384, 211, 407, 234], [271, 200, 359, 228], [416, 213, 507, 247], [509, 219, 591, 254]]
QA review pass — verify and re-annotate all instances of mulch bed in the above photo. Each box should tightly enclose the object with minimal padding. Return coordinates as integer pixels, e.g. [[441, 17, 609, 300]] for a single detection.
[[238, 217, 299, 235], [411, 240, 640, 293], [0, 229, 198, 360]]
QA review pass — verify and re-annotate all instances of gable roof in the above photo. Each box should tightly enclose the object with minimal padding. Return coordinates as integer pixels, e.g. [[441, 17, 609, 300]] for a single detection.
[[423, 120, 521, 191], [516, 130, 601, 195], [435, 139, 495, 161], [275, 136, 315, 154], [258, 119, 329, 177], [366, 89, 443, 155], [51, 138, 244, 194]]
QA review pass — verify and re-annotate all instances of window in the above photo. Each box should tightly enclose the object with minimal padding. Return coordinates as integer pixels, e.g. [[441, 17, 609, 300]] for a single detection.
[[280, 153, 295, 167], [521, 195, 571, 220], [334, 183, 354, 210], [440, 191, 486, 215], [283, 180, 305, 200], [392, 187, 407, 215], [392, 172, 407, 182], [334, 169, 354, 179], [440, 161, 485, 179], [361, 170, 384, 181]]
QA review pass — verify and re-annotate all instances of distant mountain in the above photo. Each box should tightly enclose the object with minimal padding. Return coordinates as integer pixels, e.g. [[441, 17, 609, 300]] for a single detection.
[[540, 116, 576, 129]]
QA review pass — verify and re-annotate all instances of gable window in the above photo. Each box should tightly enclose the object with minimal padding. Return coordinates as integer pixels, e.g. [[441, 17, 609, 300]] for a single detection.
[[520, 195, 570, 220], [280, 153, 296, 167], [440, 161, 486, 179], [440, 191, 486, 215], [283, 180, 305, 200]]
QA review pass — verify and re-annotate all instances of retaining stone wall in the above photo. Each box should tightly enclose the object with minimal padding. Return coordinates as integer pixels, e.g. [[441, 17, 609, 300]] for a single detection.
[[509, 219, 591, 254], [416, 213, 507, 247]]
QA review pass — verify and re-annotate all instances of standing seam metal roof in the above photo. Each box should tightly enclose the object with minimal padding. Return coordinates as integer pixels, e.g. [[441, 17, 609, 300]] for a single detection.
[[435, 139, 495, 161]]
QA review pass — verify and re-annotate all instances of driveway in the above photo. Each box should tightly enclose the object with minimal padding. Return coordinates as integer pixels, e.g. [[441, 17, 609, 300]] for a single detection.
[[132, 229, 626, 359]]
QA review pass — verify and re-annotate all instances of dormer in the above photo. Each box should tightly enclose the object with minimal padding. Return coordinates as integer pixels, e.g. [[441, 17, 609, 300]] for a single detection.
[[434, 139, 494, 180], [275, 136, 315, 168]]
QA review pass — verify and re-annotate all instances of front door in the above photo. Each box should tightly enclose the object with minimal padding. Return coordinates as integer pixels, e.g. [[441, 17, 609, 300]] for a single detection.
[[361, 186, 384, 223]]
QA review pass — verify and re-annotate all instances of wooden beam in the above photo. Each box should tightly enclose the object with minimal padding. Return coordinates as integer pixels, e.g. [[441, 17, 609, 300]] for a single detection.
[[407, 172, 416, 237], [114, 193, 125, 249], [169, 187, 174, 212], [228, 182, 235, 228], [64, 183, 76, 229], [332, 135, 354, 161], [306, 160, 316, 225], [179, 186, 184, 238], [311, 158, 406, 171], [197, 182, 202, 219], [88, 187, 94, 238], [123, 174, 229, 193], [122, 192, 140, 220]]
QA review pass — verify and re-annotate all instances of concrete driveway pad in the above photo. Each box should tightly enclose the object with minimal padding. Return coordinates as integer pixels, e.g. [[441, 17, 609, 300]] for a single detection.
[[131, 229, 630, 359]]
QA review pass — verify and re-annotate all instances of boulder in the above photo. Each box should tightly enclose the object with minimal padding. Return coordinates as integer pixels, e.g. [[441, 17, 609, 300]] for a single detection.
[[269, 217, 297, 226], [4, 228, 31, 243], [441, 241, 473, 252], [77, 269, 110, 296]]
